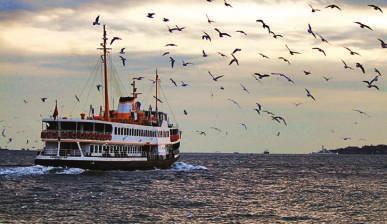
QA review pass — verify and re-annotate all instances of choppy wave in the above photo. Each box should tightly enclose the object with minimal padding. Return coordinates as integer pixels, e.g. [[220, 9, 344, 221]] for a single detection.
[[170, 162, 208, 171], [0, 165, 84, 177]]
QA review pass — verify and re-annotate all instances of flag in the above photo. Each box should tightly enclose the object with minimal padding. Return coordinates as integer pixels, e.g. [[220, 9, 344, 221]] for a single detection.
[[53, 100, 58, 120]]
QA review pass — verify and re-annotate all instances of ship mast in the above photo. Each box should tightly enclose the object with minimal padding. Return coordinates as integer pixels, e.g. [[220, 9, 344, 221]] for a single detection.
[[101, 25, 110, 121], [155, 69, 159, 113]]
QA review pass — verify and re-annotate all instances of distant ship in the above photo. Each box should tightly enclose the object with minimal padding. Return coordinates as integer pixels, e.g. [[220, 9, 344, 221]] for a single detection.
[[263, 150, 270, 155], [35, 25, 181, 170], [311, 145, 337, 155]]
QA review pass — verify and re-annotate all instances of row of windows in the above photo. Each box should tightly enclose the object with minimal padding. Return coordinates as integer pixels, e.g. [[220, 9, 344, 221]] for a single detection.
[[114, 127, 169, 138], [90, 145, 141, 154]]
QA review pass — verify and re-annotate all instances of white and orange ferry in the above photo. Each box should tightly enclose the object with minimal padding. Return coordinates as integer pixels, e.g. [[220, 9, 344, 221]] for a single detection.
[[35, 25, 181, 170]]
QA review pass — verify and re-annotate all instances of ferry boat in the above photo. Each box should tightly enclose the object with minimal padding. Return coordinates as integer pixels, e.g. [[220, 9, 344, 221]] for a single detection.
[[35, 25, 181, 170]]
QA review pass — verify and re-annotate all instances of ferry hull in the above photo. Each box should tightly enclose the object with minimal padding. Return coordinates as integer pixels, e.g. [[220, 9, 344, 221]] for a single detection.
[[34, 156, 180, 171]]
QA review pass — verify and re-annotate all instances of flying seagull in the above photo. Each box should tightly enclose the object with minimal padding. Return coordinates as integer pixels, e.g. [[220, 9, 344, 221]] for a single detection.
[[322, 76, 332, 82], [378, 39, 387, 48], [214, 28, 231, 38], [96, 84, 102, 92], [218, 52, 228, 58], [355, 62, 365, 74], [206, 14, 215, 24], [210, 127, 222, 133], [236, 30, 247, 36], [202, 32, 211, 41], [182, 60, 193, 66], [353, 109, 370, 117], [374, 68, 382, 76], [240, 84, 249, 94], [285, 44, 301, 55], [344, 47, 360, 56], [224, 0, 232, 7], [75, 95, 80, 103], [307, 24, 316, 38], [272, 116, 287, 126], [253, 73, 270, 79], [229, 55, 239, 66], [231, 48, 242, 55], [208, 71, 224, 81], [316, 33, 329, 43], [254, 103, 262, 114], [325, 4, 341, 10], [341, 59, 353, 70], [92, 15, 100, 26], [170, 78, 177, 87], [305, 88, 316, 101], [312, 47, 326, 56], [354, 22, 373, 31], [169, 57, 175, 68], [119, 56, 126, 66], [181, 81, 189, 87], [110, 37, 121, 45], [308, 4, 320, 13], [258, 53, 270, 59], [271, 73, 295, 84], [362, 77, 379, 90], [196, 130, 206, 136], [256, 19, 270, 32], [270, 31, 283, 39], [227, 98, 241, 108], [174, 25, 185, 32], [368, 4, 383, 13], [147, 12, 155, 18], [278, 57, 291, 65], [202, 50, 208, 57]]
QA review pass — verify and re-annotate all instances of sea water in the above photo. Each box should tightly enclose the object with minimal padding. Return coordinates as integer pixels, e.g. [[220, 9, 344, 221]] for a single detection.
[[0, 152, 386, 223]]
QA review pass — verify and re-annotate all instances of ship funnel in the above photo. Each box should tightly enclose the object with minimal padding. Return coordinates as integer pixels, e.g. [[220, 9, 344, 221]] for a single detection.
[[117, 97, 135, 113]]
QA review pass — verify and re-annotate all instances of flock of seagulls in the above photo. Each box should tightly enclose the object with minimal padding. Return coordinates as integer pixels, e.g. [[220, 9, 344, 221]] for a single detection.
[[2, 1, 385, 150], [136, 2, 384, 142]]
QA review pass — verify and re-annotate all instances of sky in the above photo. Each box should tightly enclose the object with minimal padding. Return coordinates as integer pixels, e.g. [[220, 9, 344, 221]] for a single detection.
[[0, 0, 386, 153]]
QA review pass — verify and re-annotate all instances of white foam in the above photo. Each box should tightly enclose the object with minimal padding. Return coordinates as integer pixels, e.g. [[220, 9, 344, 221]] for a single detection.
[[0, 165, 84, 177], [56, 168, 84, 175], [170, 162, 208, 171]]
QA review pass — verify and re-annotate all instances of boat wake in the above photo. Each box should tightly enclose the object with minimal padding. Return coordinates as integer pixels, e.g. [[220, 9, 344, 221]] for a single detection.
[[170, 162, 208, 171], [0, 165, 84, 177]]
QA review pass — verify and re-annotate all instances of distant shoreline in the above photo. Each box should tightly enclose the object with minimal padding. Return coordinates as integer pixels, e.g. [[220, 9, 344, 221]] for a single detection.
[[329, 144, 387, 154]]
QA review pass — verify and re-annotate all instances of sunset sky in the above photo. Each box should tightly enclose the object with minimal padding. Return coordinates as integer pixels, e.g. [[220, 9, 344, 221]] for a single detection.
[[0, 0, 386, 153]]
